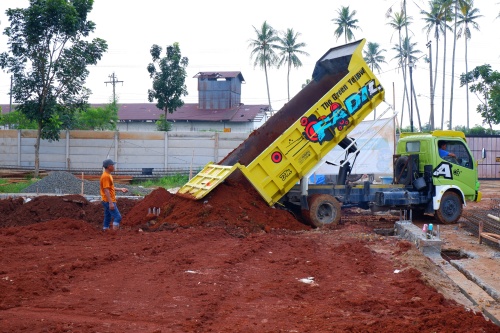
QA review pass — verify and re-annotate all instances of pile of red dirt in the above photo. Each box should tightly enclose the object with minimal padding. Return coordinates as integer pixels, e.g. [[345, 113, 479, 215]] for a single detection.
[[122, 181, 310, 234], [0, 194, 137, 229], [0, 179, 310, 234]]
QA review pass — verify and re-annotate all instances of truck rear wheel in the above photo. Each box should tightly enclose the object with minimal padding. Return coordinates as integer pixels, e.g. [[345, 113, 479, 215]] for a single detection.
[[435, 191, 462, 224], [304, 194, 341, 228]]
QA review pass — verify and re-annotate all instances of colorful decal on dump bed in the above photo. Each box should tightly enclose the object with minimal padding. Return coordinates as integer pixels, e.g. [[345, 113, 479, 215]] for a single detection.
[[301, 103, 349, 144], [300, 79, 382, 146]]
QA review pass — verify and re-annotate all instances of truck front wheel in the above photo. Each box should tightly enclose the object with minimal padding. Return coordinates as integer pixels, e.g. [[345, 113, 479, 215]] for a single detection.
[[304, 194, 341, 228], [435, 191, 462, 224]]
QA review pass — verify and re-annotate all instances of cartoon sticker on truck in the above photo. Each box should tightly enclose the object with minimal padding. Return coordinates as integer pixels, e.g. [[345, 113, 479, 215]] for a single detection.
[[301, 79, 383, 145]]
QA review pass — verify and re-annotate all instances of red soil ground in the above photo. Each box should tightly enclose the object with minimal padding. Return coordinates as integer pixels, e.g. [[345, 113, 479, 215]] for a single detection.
[[0, 180, 499, 332]]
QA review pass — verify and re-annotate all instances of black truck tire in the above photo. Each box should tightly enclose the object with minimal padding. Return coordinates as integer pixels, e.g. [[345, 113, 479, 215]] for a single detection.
[[304, 194, 341, 228], [435, 191, 462, 224]]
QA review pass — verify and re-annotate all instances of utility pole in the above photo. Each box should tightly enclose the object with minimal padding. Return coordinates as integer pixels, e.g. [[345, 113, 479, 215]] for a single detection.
[[427, 41, 434, 131], [104, 72, 123, 103]]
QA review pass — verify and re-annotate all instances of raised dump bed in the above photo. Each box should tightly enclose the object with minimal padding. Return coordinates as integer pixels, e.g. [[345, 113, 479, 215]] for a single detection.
[[178, 39, 385, 206]]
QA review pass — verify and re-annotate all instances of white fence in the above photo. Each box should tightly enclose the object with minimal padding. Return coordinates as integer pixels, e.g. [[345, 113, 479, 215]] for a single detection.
[[0, 129, 498, 179], [0, 130, 249, 171]]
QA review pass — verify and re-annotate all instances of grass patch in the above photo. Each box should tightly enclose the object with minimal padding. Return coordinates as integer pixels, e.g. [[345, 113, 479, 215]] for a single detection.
[[0, 178, 38, 193], [131, 174, 189, 189]]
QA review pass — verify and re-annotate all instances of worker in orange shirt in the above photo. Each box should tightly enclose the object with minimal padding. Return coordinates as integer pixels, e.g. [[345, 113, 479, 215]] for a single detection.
[[100, 159, 129, 230]]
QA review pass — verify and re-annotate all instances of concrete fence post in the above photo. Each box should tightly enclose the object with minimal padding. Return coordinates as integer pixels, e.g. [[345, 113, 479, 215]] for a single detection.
[[214, 132, 219, 162], [114, 131, 118, 168], [65, 130, 70, 170], [164, 131, 168, 169], [17, 130, 21, 166]]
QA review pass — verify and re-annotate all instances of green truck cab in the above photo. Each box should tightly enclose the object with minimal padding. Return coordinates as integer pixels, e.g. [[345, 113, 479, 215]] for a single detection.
[[392, 130, 481, 224]]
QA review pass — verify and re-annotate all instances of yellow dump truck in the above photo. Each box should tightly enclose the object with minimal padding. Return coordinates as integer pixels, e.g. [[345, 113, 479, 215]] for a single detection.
[[179, 39, 384, 203], [178, 39, 481, 227]]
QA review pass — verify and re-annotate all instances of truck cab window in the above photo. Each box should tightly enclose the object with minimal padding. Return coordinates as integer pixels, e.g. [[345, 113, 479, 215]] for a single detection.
[[442, 141, 473, 169], [406, 141, 420, 153]]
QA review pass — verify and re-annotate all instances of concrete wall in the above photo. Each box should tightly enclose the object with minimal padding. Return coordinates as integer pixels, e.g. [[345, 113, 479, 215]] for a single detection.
[[0, 130, 497, 179], [0, 130, 249, 171]]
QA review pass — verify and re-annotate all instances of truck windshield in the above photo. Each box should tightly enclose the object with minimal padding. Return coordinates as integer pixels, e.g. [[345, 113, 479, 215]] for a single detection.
[[442, 141, 473, 169]]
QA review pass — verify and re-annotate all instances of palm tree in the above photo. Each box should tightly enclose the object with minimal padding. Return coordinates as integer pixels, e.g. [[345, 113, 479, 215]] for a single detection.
[[276, 28, 310, 102], [248, 21, 280, 113], [364, 42, 387, 119], [421, 0, 451, 129], [439, 0, 454, 129], [387, 10, 413, 44], [456, 0, 482, 129], [364, 42, 387, 73], [449, 0, 459, 130], [332, 6, 362, 44], [392, 37, 423, 131], [386, 9, 413, 125]]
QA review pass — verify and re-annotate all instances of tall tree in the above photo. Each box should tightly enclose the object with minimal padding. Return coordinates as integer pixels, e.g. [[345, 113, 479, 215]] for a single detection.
[[332, 6, 362, 44], [460, 65, 500, 131], [449, 0, 459, 130], [392, 37, 423, 130], [421, 0, 451, 129], [363, 42, 386, 120], [0, 0, 108, 177], [363, 42, 387, 73], [439, 0, 454, 129], [147, 43, 189, 132], [276, 28, 309, 102], [386, 9, 412, 125], [387, 10, 413, 45], [456, 0, 482, 129], [248, 21, 279, 114]]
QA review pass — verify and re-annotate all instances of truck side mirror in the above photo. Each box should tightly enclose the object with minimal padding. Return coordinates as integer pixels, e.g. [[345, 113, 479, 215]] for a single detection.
[[482, 148, 486, 160]]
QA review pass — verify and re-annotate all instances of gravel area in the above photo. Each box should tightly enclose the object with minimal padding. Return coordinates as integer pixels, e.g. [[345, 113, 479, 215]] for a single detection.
[[21, 171, 153, 197]]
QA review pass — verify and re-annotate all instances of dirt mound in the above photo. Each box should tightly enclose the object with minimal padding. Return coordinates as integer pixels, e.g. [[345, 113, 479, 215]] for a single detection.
[[0, 180, 308, 235], [0, 195, 138, 229], [122, 181, 310, 234], [0, 196, 24, 217], [0, 218, 102, 245]]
